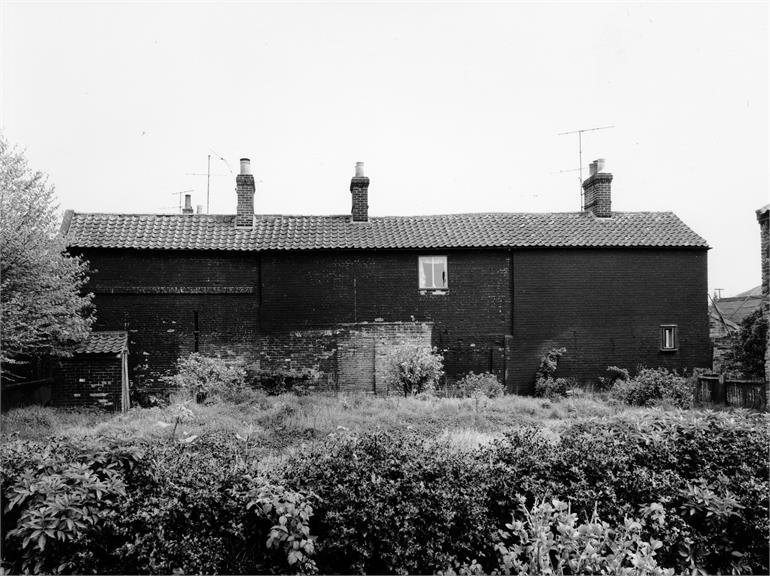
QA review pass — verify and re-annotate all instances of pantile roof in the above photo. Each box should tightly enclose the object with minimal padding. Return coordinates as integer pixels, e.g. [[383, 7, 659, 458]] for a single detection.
[[734, 285, 762, 298], [711, 294, 763, 325], [62, 210, 708, 251], [75, 331, 128, 355]]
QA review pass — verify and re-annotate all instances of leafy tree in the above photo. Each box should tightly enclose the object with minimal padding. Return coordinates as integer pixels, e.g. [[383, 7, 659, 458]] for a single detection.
[[733, 308, 767, 377], [0, 136, 94, 377]]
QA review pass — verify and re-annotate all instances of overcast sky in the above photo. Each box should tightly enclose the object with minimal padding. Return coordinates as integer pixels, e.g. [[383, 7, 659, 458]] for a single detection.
[[2, 2, 767, 296]]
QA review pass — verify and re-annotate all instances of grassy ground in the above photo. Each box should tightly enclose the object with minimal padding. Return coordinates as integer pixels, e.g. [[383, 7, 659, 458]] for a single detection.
[[2, 390, 665, 455]]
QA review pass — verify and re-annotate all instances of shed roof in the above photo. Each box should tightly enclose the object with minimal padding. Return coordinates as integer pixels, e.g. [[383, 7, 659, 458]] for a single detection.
[[74, 331, 128, 355], [62, 210, 709, 251]]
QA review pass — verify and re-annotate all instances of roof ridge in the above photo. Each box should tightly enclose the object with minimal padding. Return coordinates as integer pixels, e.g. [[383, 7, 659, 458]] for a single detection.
[[69, 211, 234, 217], [69, 210, 684, 219]]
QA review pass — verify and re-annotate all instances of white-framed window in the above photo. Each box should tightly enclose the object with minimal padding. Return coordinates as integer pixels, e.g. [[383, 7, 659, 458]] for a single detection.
[[418, 256, 448, 290], [660, 325, 678, 351]]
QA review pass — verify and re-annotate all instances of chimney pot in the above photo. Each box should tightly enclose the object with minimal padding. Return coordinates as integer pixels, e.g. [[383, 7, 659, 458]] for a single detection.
[[355, 161, 365, 177], [182, 194, 194, 215], [239, 158, 251, 175], [196, 204, 203, 214]]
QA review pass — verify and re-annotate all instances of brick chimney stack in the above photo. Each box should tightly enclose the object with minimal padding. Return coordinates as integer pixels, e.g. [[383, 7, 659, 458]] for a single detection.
[[582, 158, 613, 218], [236, 158, 255, 228], [350, 162, 369, 222], [182, 193, 194, 215]]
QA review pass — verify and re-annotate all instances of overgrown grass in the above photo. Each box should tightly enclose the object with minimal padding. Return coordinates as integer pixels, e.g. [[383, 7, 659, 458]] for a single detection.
[[3, 391, 663, 454]]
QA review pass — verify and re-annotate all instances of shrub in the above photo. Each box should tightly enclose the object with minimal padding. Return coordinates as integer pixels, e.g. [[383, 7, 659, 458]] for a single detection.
[[0, 433, 322, 575], [494, 497, 672, 576], [246, 480, 318, 574], [168, 353, 246, 403], [534, 376, 575, 399], [534, 347, 569, 398], [482, 411, 770, 574], [2, 409, 767, 575], [610, 367, 693, 408], [279, 430, 498, 574], [733, 308, 767, 377], [597, 365, 630, 391], [456, 371, 504, 398], [535, 347, 566, 381], [246, 366, 325, 395], [106, 434, 260, 574], [5, 463, 126, 574], [384, 344, 444, 396], [0, 439, 143, 574]]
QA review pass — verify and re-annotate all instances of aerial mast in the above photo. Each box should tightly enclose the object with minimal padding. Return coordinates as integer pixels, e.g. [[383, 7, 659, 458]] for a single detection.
[[557, 125, 614, 210]]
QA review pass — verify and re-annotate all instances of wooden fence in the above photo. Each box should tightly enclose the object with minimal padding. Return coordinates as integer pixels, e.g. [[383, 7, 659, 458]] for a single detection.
[[695, 375, 767, 411]]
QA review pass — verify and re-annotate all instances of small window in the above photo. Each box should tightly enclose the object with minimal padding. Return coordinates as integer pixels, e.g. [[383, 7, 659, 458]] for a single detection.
[[660, 325, 678, 351], [419, 256, 448, 289]]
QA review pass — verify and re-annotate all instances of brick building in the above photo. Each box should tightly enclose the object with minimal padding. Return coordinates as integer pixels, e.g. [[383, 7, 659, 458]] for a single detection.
[[61, 158, 711, 395]]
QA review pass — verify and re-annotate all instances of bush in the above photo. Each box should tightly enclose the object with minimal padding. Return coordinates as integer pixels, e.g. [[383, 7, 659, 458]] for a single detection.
[[246, 480, 318, 574], [534, 376, 574, 399], [455, 371, 504, 398], [534, 347, 569, 398], [168, 353, 246, 403], [610, 367, 693, 408], [0, 433, 317, 575], [6, 462, 126, 574], [2, 410, 767, 575], [597, 365, 630, 391], [108, 435, 317, 574], [535, 347, 566, 380], [0, 438, 143, 574], [246, 366, 325, 395], [733, 308, 767, 377], [494, 498, 672, 576], [482, 411, 769, 574], [384, 344, 444, 396], [280, 430, 498, 574]]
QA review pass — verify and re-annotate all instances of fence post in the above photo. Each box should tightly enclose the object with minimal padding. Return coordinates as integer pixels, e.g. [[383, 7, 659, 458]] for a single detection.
[[718, 373, 727, 405]]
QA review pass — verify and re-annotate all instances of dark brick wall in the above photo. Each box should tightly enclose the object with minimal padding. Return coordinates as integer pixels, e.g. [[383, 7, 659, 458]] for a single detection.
[[82, 249, 259, 287], [509, 248, 711, 394], [53, 355, 122, 410], [76, 245, 709, 395], [79, 249, 259, 385], [259, 249, 511, 381]]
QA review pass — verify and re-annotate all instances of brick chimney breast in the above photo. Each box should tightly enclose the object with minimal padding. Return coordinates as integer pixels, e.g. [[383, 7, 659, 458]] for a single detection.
[[582, 158, 613, 218], [350, 161, 369, 222], [236, 158, 255, 228]]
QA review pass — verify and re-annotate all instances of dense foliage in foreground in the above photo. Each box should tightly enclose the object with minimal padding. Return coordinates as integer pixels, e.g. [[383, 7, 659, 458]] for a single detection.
[[1, 408, 767, 575]]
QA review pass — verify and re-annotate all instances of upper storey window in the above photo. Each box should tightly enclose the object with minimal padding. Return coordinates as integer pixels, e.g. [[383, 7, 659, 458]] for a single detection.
[[419, 256, 447, 290]]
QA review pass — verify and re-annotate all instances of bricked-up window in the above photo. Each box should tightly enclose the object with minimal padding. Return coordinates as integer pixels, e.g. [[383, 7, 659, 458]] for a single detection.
[[419, 256, 448, 289], [660, 325, 678, 351]]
